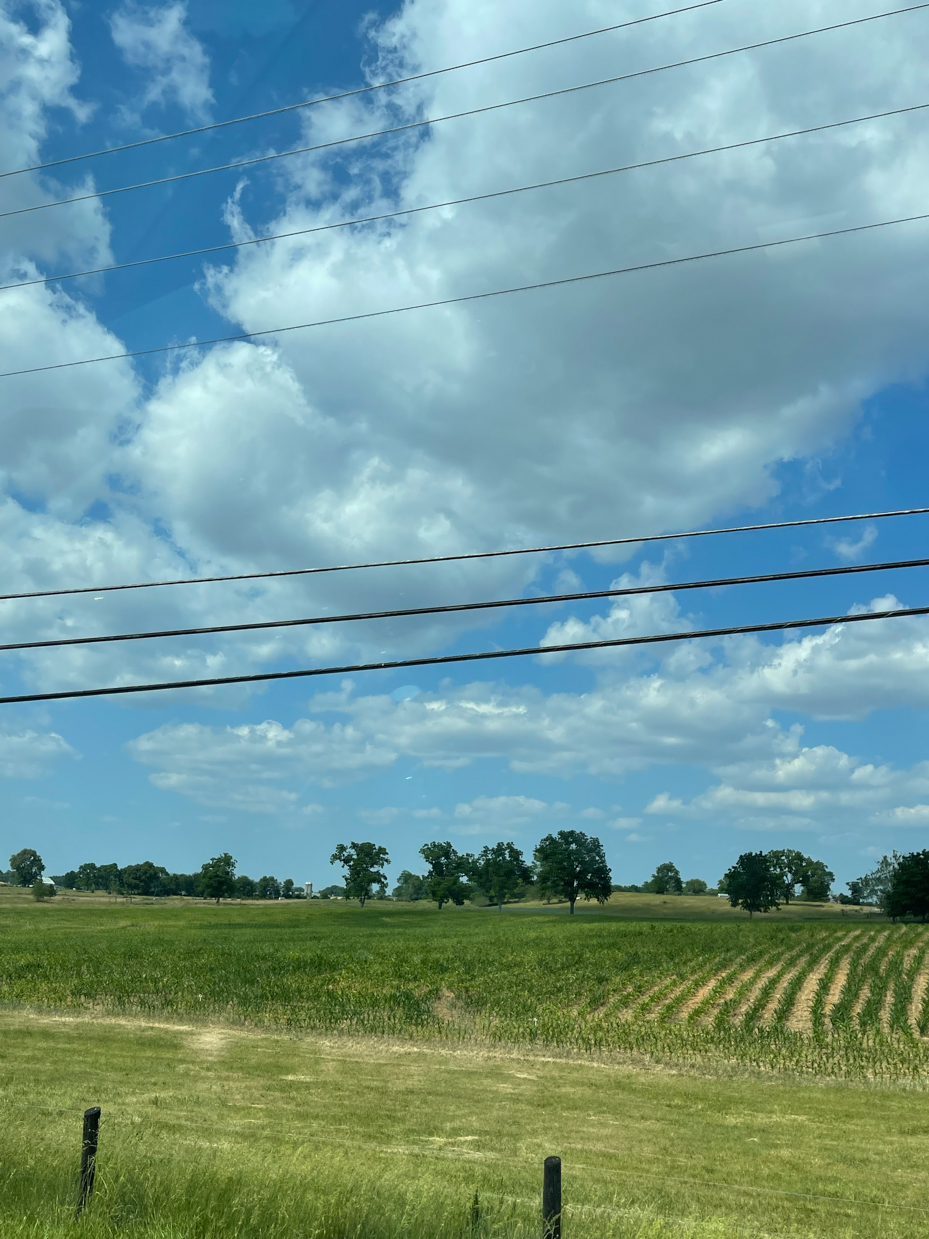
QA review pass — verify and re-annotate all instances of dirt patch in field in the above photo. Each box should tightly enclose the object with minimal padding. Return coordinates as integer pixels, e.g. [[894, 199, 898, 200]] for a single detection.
[[784, 932, 859, 1032], [758, 950, 818, 1027], [823, 929, 887, 1023]]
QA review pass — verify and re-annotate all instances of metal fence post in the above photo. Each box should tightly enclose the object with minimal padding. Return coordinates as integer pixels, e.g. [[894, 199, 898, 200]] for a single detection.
[[543, 1155, 561, 1239], [76, 1107, 101, 1217]]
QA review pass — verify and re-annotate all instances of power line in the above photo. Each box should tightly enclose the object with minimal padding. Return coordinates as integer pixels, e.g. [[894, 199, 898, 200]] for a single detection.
[[7, 99, 929, 295], [6, 208, 929, 380], [0, 1, 727, 181], [3, 554, 928, 655], [1, 507, 926, 605], [3, 4, 924, 222], [2, 602, 926, 704]]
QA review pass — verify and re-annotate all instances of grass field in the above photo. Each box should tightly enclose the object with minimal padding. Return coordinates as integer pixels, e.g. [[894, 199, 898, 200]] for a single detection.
[[2, 890, 927, 1237]]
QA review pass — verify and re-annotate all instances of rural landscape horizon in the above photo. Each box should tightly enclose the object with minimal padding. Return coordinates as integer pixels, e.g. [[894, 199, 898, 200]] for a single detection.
[[5, 0, 929, 1233]]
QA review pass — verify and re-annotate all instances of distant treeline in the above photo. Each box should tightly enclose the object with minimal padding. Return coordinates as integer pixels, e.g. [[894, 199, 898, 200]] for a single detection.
[[4, 851, 301, 901]]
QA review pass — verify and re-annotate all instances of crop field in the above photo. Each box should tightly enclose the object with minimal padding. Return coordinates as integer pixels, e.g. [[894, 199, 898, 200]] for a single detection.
[[0, 892, 926, 1082], [5, 893, 929, 1239]]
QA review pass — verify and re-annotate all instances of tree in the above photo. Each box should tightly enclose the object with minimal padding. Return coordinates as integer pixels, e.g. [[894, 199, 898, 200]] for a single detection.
[[533, 830, 612, 914], [765, 849, 809, 904], [199, 853, 236, 903], [281, 878, 296, 899], [330, 842, 390, 906], [234, 875, 257, 899], [32, 878, 56, 902], [722, 852, 781, 918], [50, 871, 78, 889], [682, 878, 708, 896], [644, 862, 683, 895], [850, 852, 901, 910], [120, 861, 169, 899], [885, 851, 929, 921], [9, 849, 44, 887], [799, 858, 834, 902], [419, 841, 472, 909], [392, 870, 429, 901], [468, 842, 531, 910], [256, 875, 282, 900], [317, 884, 345, 899]]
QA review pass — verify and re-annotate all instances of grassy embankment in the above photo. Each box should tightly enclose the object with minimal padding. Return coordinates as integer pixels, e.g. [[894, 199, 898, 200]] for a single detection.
[[1, 890, 926, 1238]]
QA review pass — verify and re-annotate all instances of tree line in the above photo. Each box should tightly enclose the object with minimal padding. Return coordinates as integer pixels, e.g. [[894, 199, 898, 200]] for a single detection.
[[4, 849, 303, 903], [3, 839, 866, 918]]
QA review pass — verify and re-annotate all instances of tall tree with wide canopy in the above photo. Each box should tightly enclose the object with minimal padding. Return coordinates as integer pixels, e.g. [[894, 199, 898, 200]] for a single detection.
[[199, 853, 237, 904], [419, 841, 471, 909], [330, 841, 390, 906], [533, 830, 612, 914], [8, 849, 44, 887], [469, 842, 531, 910], [722, 852, 781, 918]]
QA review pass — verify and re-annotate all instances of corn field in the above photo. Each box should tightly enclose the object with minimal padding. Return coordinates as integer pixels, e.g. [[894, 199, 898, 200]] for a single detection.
[[3, 901, 929, 1083]]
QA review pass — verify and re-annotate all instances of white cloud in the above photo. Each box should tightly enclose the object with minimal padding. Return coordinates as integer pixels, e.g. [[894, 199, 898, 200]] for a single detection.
[[828, 523, 878, 562], [127, 600, 929, 833], [358, 806, 399, 825], [110, 2, 212, 121], [0, 728, 76, 779]]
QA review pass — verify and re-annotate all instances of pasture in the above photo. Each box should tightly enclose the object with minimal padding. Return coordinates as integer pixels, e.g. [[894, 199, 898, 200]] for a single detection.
[[3, 891, 929, 1237]]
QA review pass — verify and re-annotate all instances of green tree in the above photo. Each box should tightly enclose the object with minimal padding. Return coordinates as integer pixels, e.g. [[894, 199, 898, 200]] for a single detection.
[[722, 852, 781, 918], [799, 858, 834, 902], [850, 852, 901, 909], [256, 875, 282, 899], [317, 884, 345, 899], [392, 870, 429, 901], [281, 878, 296, 899], [330, 842, 390, 906], [885, 851, 929, 921], [234, 875, 257, 899], [644, 861, 683, 895], [682, 878, 708, 895], [766, 849, 809, 904], [49, 871, 78, 889], [468, 842, 531, 910], [120, 861, 170, 899], [32, 878, 56, 902], [419, 841, 471, 908], [9, 848, 44, 887], [533, 830, 612, 914], [199, 853, 236, 904]]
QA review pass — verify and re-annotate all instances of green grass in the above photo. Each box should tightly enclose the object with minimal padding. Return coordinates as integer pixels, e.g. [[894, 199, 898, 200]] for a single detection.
[[2, 891, 928, 1237]]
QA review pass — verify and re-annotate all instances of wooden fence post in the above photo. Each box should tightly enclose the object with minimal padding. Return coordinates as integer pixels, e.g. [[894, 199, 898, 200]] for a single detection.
[[76, 1107, 101, 1217], [543, 1155, 561, 1239]]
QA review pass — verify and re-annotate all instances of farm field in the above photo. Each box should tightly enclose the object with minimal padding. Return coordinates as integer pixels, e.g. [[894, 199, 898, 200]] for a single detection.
[[3, 893, 929, 1237]]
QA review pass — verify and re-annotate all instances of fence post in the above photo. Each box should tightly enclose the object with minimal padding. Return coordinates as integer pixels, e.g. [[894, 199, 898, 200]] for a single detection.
[[76, 1107, 101, 1218], [543, 1155, 561, 1239]]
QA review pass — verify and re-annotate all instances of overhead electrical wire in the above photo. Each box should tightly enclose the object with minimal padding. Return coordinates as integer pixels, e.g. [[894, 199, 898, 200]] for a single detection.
[[0, 0, 728, 181], [2, 602, 927, 704], [1, 507, 926, 605], [6, 99, 929, 295], [1, 554, 928, 655], [6, 209, 929, 380], [2, 3, 924, 223]]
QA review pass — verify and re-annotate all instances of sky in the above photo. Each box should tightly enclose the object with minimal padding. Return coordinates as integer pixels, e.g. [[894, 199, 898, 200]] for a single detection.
[[2, 0, 929, 892]]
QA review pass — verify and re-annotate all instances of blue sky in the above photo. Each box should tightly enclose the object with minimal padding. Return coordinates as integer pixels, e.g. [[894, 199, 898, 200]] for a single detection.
[[2, 0, 929, 892]]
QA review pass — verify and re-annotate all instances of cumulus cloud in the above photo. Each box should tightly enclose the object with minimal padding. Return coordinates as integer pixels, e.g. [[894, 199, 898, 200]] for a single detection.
[[126, 601, 929, 832], [0, 728, 76, 778], [110, 1, 213, 121]]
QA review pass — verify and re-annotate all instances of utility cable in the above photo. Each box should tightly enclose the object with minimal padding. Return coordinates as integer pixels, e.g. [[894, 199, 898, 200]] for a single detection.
[[0, 1, 727, 180], [5, 208, 929, 380], [2, 602, 926, 704], [6, 99, 929, 294], [1, 506, 925, 604], [1, 554, 928, 655], [2, 3, 924, 222]]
